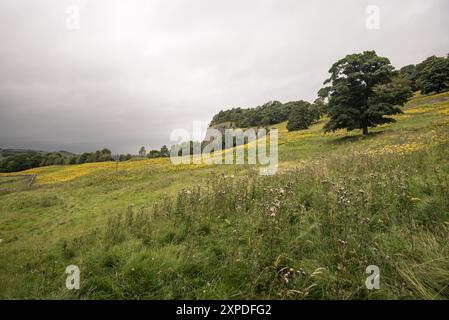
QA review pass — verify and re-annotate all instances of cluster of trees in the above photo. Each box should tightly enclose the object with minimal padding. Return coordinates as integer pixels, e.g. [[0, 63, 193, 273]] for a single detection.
[[211, 100, 300, 128], [399, 55, 449, 94], [78, 151, 133, 163], [0, 144, 179, 173], [210, 100, 325, 132], [137, 145, 170, 159], [286, 101, 323, 131], [0, 148, 131, 173], [118, 154, 133, 162], [72, 148, 113, 164], [0, 151, 71, 173], [0, 144, 178, 172]]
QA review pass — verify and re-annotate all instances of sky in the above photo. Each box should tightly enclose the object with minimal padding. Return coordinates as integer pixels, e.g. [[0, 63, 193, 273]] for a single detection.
[[0, 0, 448, 154]]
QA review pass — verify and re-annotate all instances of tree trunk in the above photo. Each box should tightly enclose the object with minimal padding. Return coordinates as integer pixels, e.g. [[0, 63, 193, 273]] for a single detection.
[[362, 126, 368, 135]]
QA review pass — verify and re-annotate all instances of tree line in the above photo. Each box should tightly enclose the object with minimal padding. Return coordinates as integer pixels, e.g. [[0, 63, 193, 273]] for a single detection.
[[210, 100, 324, 129], [0, 151, 74, 173], [1, 148, 119, 173]]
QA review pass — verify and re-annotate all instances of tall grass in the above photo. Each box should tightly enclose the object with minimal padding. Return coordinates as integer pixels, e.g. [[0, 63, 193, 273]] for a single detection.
[[13, 140, 448, 299]]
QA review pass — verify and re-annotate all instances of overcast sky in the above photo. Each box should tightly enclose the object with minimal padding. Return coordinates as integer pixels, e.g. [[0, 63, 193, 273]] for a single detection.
[[0, 0, 448, 154]]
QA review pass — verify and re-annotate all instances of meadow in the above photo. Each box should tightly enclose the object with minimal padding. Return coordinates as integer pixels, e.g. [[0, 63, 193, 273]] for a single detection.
[[0, 92, 448, 299]]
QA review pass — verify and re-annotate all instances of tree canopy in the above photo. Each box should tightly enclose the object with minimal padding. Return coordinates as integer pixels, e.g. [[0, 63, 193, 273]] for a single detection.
[[286, 101, 321, 132], [321, 51, 412, 135], [210, 100, 318, 130], [399, 54, 449, 94], [416, 55, 449, 94]]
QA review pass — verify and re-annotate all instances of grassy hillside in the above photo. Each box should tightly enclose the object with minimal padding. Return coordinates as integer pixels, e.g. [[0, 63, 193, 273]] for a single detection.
[[0, 92, 448, 299]]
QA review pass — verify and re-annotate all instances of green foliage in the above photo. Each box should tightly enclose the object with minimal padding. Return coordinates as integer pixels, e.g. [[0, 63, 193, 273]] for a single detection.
[[160, 145, 169, 157], [0, 148, 116, 172], [416, 56, 449, 94], [322, 51, 411, 135], [369, 77, 413, 106], [119, 154, 133, 162], [78, 153, 90, 164], [399, 55, 449, 94], [0, 152, 67, 173], [286, 101, 317, 131], [210, 100, 302, 128], [69, 156, 78, 165], [399, 64, 420, 91], [147, 150, 161, 158], [77, 149, 112, 164]]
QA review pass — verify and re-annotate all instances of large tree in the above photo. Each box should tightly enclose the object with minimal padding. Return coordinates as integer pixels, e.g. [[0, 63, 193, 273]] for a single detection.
[[321, 51, 412, 135]]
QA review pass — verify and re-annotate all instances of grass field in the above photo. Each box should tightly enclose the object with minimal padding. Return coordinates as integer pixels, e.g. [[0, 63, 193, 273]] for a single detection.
[[0, 92, 449, 299]]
